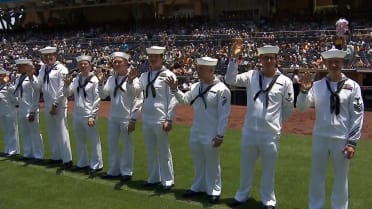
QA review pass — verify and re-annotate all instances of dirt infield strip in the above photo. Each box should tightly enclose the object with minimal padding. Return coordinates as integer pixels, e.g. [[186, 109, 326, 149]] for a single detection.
[[64, 101, 372, 140]]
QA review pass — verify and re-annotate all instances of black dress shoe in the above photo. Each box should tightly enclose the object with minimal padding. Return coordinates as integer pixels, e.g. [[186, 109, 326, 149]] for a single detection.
[[32, 158, 44, 164], [22, 156, 34, 161], [100, 173, 120, 179], [182, 189, 202, 198], [62, 161, 73, 170], [141, 181, 161, 187], [120, 175, 132, 182], [45, 159, 63, 164], [208, 195, 220, 204], [263, 206, 275, 209], [89, 168, 103, 175], [228, 199, 245, 207], [71, 166, 90, 171], [162, 184, 174, 191]]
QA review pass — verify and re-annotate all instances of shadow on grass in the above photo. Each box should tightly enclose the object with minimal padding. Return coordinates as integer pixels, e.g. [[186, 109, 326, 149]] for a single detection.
[[121, 181, 219, 207], [220, 197, 264, 209], [175, 188, 264, 209], [0, 155, 35, 168], [171, 188, 218, 208], [124, 180, 158, 191], [0, 157, 267, 208], [0, 155, 68, 174]]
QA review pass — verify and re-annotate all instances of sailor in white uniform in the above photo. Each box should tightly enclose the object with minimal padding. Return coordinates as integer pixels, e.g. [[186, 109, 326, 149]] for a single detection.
[[297, 48, 364, 209], [37, 46, 72, 169], [127, 46, 177, 190], [64, 55, 103, 175], [225, 43, 294, 209], [98, 52, 142, 182], [165, 57, 231, 204], [13, 59, 43, 161], [0, 68, 19, 157]]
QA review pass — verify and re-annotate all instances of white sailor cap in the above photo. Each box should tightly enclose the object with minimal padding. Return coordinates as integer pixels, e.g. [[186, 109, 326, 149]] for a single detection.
[[196, 57, 218, 66], [76, 55, 92, 63], [146, 46, 166, 55], [39, 46, 57, 54], [111, 52, 130, 60], [15, 58, 33, 65], [321, 48, 346, 59], [257, 45, 280, 56], [0, 68, 9, 75]]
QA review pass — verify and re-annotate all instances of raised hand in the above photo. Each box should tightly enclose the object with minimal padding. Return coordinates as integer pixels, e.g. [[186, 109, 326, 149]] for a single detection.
[[127, 67, 138, 82], [95, 68, 104, 83], [2, 74, 10, 83], [26, 66, 35, 78], [231, 38, 243, 58], [300, 70, 313, 91], [64, 74, 73, 86], [165, 76, 178, 91]]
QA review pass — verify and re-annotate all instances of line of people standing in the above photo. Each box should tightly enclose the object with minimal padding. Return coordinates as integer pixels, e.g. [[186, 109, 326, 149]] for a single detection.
[[0, 42, 364, 209]]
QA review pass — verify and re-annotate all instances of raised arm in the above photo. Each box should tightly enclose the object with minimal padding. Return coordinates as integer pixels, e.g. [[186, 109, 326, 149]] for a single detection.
[[97, 70, 111, 100], [165, 76, 193, 104], [126, 68, 143, 97], [296, 70, 314, 112], [63, 74, 74, 97], [224, 38, 249, 87]]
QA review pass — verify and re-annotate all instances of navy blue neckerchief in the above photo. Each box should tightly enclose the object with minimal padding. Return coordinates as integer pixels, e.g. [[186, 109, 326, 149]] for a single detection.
[[14, 74, 27, 98], [145, 70, 161, 98], [325, 76, 348, 115], [114, 75, 127, 98], [190, 82, 217, 109], [253, 72, 280, 108], [77, 74, 93, 99], [43, 63, 58, 84]]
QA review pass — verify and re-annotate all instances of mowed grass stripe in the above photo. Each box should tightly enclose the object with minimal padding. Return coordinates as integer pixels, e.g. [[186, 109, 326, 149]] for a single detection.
[[0, 157, 216, 209]]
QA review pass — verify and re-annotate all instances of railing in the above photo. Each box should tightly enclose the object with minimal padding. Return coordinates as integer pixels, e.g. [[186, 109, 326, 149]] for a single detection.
[[11, 27, 372, 47]]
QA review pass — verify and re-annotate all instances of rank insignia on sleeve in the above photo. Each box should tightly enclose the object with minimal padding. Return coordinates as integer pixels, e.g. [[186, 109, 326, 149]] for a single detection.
[[222, 96, 227, 106], [354, 97, 362, 112], [285, 93, 293, 102]]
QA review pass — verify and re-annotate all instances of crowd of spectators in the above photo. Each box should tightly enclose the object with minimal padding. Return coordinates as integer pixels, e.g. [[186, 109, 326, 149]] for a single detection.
[[1, 17, 371, 90]]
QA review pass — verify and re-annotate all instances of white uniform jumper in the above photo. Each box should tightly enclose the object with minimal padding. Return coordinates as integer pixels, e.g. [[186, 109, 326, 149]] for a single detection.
[[37, 62, 72, 163], [173, 76, 231, 196], [297, 74, 364, 209], [127, 66, 177, 187], [0, 83, 20, 156], [12, 75, 43, 159], [225, 61, 294, 206], [99, 74, 142, 176], [65, 73, 103, 170]]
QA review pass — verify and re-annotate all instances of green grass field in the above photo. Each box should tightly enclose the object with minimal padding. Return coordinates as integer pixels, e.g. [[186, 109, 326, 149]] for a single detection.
[[0, 114, 371, 209]]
